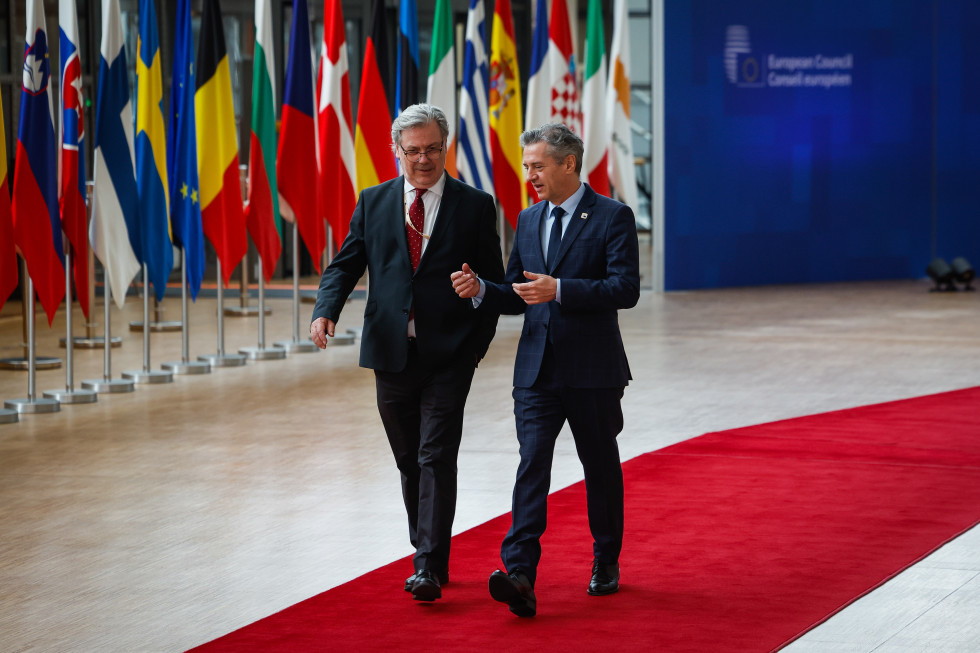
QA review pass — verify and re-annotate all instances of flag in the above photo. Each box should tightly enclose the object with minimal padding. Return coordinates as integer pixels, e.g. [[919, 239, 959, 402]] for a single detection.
[[91, 0, 141, 309], [196, 0, 245, 286], [488, 0, 525, 228], [426, 0, 458, 178], [317, 0, 356, 251], [168, 0, 206, 299], [136, 0, 173, 301], [524, 0, 550, 201], [606, 0, 639, 212], [396, 0, 419, 116], [0, 93, 16, 312], [277, 0, 322, 272], [547, 0, 580, 134], [12, 0, 65, 325], [582, 0, 610, 196], [353, 0, 397, 194], [457, 0, 493, 195], [246, 0, 281, 281], [59, 0, 90, 317]]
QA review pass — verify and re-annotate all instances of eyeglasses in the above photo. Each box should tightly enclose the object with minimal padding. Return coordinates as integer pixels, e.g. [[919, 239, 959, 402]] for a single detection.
[[400, 145, 444, 162]]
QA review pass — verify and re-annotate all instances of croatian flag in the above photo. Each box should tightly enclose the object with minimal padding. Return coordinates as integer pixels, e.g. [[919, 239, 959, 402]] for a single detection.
[[11, 0, 65, 326], [90, 0, 141, 308], [59, 0, 90, 318]]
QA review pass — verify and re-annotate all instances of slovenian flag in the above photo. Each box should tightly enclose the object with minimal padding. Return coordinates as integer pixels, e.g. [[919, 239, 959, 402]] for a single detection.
[[457, 0, 493, 195], [246, 0, 282, 281], [12, 0, 65, 325], [277, 0, 323, 271], [489, 0, 526, 227], [195, 0, 246, 286], [136, 0, 173, 301], [317, 0, 356, 251], [59, 0, 90, 317], [354, 0, 397, 194], [167, 0, 206, 299], [90, 0, 141, 308]]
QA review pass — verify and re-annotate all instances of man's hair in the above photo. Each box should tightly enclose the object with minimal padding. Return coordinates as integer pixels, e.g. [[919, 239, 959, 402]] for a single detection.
[[391, 104, 450, 147], [520, 122, 584, 174]]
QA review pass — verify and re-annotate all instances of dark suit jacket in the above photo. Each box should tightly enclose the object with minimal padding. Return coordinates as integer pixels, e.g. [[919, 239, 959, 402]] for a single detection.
[[480, 184, 640, 389], [312, 174, 504, 373]]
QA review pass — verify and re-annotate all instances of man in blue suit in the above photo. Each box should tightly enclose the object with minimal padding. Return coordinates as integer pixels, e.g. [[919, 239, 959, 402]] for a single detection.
[[451, 123, 640, 617], [312, 104, 504, 603]]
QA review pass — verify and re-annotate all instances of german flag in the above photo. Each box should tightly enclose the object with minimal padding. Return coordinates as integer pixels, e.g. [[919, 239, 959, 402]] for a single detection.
[[354, 0, 397, 193], [195, 0, 245, 286]]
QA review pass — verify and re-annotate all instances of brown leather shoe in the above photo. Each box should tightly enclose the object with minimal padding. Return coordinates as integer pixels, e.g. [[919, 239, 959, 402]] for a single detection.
[[488, 569, 536, 617], [588, 558, 620, 595]]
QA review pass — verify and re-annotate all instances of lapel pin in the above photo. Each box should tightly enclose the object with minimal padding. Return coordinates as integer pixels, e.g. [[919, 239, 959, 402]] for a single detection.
[[580, 212, 588, 220]]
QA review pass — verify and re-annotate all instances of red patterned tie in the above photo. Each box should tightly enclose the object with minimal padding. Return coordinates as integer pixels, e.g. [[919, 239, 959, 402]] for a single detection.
[[407, 188, 426, 271]]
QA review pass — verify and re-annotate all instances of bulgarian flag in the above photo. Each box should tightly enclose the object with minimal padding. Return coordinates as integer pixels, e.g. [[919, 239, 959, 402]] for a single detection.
[[426, 0, 457, 177], [354, 0, 397, 193], [488, 0, 526, 228], [0, 92, 15, 312], [581, 0, 610, 196], [195, 0, 246, 286], [245, 0, 281, 281]]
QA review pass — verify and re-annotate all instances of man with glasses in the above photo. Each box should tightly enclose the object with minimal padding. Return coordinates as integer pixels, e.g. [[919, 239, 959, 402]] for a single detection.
[[311, 104, 504, 603]]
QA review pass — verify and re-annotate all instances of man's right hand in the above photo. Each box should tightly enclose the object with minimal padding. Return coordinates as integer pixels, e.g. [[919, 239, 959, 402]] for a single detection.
[[310, 317, 336, 349], [451, 262, 480, 299]]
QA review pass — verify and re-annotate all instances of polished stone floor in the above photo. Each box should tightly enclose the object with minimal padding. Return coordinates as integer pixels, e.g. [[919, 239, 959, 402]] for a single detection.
[[1, 279, 978, 652]]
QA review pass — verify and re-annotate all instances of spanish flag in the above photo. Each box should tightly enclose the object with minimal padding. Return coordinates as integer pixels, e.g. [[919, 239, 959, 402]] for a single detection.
[[354, 0, 397, 193], [0, 91, 16, 312], [195, 0, 245, 286], [489, 0, 526, 228]]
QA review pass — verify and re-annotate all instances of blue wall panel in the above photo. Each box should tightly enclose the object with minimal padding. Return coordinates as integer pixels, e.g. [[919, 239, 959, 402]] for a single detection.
[[665, 0, 980, 290]]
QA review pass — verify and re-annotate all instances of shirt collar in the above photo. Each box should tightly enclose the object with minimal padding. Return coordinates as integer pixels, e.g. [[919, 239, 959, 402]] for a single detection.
[[549, 182, 585, 219], [403, 171, 447, 199]]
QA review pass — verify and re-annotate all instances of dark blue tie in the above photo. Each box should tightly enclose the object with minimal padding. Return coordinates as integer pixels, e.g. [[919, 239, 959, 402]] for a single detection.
[[546, 206, 565, 270]]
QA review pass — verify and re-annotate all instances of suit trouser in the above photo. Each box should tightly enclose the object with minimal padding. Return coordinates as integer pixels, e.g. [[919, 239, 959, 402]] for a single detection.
[[374, 340, 476, 573], [500, 342, 626, 585]]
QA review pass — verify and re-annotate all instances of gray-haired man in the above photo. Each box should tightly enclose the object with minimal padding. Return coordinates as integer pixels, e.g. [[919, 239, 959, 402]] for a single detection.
[[312, 104, 504, 602]]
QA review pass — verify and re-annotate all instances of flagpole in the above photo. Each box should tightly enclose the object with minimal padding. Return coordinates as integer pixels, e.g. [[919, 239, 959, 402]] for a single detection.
[[0, 261, 62, 370], [199, 260, 246, 367], [163, 249, 210, 374], [4, 279, 60, 414], [123, 265, 173, 383], [239, 259, 285, 360], [43, 244, 96, 403], [82, 276, 135, 393], [274, 222, 318, 353]]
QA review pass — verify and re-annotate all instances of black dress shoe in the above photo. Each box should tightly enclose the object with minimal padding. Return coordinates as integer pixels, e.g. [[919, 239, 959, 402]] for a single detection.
[[404, 568, 449, 592], [488, 569, 536, 617], [410, 569, 442, 602], [588, 558, 620, 596]]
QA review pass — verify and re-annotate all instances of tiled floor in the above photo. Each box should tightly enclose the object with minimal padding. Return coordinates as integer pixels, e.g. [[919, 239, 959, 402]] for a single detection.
[[1, 279, 978, 651]]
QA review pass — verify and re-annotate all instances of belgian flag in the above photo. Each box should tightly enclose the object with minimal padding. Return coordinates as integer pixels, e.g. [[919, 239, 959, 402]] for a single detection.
[[195, 0, 245, 286]]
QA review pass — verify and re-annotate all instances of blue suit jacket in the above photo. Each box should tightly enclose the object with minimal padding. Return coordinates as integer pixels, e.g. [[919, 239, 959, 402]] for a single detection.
[[481, 184, 640, 388], [312, 175, 504, 372]]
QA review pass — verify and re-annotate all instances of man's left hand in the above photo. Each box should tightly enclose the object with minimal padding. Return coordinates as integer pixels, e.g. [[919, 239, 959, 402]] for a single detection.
[[512, 271, 557, 305]]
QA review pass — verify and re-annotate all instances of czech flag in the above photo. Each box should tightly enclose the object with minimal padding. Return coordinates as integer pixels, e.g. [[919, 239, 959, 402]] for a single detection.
[[12, 0, 65, 326]]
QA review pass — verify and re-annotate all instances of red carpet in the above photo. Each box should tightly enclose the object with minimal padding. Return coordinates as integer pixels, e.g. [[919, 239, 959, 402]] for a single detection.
[[191, 387, 980, 652]]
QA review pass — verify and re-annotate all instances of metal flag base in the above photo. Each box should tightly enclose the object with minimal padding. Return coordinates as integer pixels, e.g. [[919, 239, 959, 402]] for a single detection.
[[122, 369, 174, 384], [42, 388, 98, 404], [81, 378, 135, 393], [59, 336, 123, 348], [0, 356, 62, 370], [128, 320, 182, 332], [198, 352, 247, 367], [273, 339, 320, 353], [239, 345, 286, 360], [162, 360, 211, 375], [224, 305, 272, 316], [1, 409, 19, 424], [4, 397, 60, 414]]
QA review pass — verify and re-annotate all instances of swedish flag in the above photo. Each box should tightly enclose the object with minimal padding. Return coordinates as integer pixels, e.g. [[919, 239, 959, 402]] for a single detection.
[[135, 0, 172, 301]]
